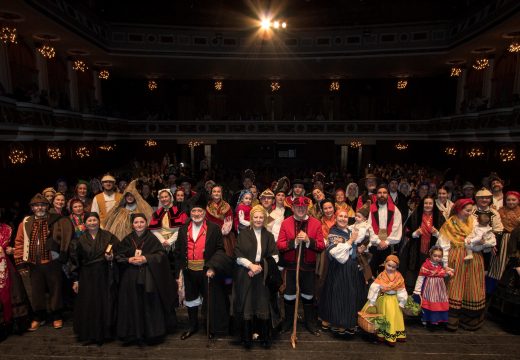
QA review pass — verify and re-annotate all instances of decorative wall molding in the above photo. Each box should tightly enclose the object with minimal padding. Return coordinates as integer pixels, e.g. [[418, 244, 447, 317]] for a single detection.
[[23, 0, 520, 59]]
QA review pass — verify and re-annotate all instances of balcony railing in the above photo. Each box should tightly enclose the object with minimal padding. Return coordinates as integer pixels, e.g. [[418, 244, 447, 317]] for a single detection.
[[1, 96, 519, 141]]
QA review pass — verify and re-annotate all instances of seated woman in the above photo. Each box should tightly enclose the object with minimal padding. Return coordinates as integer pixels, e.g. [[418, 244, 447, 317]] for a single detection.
[[115, 213, 176, 345], [319, 209, 368, 335], [69, 212, 119, 345], [233, 205, 280, 349]]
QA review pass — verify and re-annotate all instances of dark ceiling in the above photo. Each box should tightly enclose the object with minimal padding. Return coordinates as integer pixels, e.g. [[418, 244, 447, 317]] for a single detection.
[[81, 0, 487, 27]]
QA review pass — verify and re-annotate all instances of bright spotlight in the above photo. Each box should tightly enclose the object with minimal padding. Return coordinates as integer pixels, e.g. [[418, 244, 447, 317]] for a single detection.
[[282, 21, 287, 28], [273, 21, 280, 29], [261, 19, 270, 30]]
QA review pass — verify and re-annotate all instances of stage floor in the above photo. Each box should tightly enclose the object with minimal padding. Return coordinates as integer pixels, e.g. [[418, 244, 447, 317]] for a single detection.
[[1, 312, 518, 360]]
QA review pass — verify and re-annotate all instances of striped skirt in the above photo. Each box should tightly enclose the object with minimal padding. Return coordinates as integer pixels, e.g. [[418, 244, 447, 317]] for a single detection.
[[447, 247, 486, 331], [488, 232, 510, 281], [421, 277, 449, 324]]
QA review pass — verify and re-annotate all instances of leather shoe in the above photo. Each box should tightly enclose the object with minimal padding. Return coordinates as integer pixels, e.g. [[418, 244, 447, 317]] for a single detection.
[[28, 320, 45, 331], [53, 320, 63, 329], [180, 328, 198, 340]]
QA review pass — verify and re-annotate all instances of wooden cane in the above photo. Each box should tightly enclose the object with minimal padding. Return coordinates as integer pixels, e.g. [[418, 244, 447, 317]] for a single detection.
[[290, 243, 303, 349], [206, 275, 211, 348]]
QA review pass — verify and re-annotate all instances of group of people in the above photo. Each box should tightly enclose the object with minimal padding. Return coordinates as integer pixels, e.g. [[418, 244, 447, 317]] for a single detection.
[[0, 167, 519, 349]]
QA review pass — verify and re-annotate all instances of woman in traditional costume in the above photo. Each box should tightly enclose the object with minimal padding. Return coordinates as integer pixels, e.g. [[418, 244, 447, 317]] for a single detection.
[[436, 186, 454, 221], [103, 180, 153, 241], [206, 185, 236, 257], [362, 255, 407, 346], [69, 212, 119, 344], [233, 205, 280, 349], [489, 191, 520, 286], [115, 213, 176, 344], [0, 220, 31, 339], [69, 199, 87, 240], [346, 183, 359, 212], [437, 198, 489, 331], [149, 188, 188, 251], [319, 209, 367, 335], [67, 181, 92, 213], [400, 196, 445, 292]]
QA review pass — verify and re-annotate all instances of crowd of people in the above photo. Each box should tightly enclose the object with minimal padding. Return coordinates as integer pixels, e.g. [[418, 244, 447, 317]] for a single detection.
[[0, 162, 519, 350]]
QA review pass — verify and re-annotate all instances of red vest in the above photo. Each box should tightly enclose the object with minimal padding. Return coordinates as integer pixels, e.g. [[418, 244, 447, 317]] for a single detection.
[[187, 221, 207, 261], [370, 200, 396, 235]]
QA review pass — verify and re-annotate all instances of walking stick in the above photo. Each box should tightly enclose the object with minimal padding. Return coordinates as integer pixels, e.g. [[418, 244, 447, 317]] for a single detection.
[[206, 275, 212, 348], [290, 243, 303, 349]]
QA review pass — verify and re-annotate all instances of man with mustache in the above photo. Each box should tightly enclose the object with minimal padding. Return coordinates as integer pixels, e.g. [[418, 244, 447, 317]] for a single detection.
[[14, 193, 74, 331], [368, 184, 403, 276], [174, 193, 231, 340]]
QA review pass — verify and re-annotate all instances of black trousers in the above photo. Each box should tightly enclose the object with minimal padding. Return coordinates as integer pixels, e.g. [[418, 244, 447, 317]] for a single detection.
[[369, 246, 392, 276], [184, 269, 207, 305], [285, 269, 315, 298], [29, 260, 63, 320]]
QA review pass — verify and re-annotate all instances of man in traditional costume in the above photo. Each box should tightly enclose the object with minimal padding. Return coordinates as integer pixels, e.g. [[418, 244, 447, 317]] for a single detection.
[[368, 184, 403, 275], [388, 175, 409, 220], [103, 180, 153, 241], [14, 193, 74, 331], [489, 175, 505, 210], [91, 174, 122, 226], [174, 193, 232, 340], [473, 188, 504, 294], [177, 177, 197, 201], [357, 174, 378, 209], [277, 197, 325, 336], [284, 179, 309, 208]]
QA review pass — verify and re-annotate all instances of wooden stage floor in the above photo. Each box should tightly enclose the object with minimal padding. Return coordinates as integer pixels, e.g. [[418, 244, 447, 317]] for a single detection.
[[1, 311, 518, 360]]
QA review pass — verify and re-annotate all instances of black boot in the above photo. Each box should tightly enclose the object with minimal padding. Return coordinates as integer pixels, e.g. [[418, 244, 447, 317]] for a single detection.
[[302, 299, 320, 336], [259, 319, 272, 349], [243, 320, 252, 349], [180, 306, 199, 340], [281, 300, 295, 333]]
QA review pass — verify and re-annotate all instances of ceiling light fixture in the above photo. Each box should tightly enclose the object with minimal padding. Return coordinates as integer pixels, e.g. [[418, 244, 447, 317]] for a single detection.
[[37, 44, 55, 59], [450, 67, 462, 77], [472, 58, 489, 71], [0, 26, 17, 44], [98, 69, 110, 80]]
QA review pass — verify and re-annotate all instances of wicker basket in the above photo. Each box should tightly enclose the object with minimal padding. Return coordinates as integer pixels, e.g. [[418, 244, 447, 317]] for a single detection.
[[357, 311, 383, 334], [402, 307, 420, 317]]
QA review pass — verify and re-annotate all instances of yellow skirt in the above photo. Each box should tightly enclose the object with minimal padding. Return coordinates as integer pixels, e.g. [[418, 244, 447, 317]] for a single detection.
[[362, 293, 406, 343]]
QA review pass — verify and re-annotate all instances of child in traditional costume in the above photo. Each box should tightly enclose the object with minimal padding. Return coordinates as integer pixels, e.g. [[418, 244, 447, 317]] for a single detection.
[[413, 246, 454, 328], [234, 190, 253, 233], [464, 210, 495, 261], [348, 206, 373, 284], [363, 255, 407, 346]]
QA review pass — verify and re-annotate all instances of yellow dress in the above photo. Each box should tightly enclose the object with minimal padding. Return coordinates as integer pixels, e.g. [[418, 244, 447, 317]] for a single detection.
[[363, 270, 407, 343]]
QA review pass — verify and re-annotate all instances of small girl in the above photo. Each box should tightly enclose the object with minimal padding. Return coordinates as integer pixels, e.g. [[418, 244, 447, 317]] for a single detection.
[[348, 206, 373, 284], [234, 190, 253, 233], [464, 210, 496, 261], [362, 255, 407, 346], [413, 246, 454, 328]]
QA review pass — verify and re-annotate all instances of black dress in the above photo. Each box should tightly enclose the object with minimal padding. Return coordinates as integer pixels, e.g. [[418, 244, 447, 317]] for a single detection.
[[69, 230, 119, 343], [233, 228, 279, 321], [318, 226, 367, 330], [115, 230, 176, 342], [399, 207, 445, 293], [491, 226, 520, 332]]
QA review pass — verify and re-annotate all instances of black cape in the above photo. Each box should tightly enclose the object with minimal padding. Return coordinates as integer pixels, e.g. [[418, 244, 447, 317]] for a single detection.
[[69, 229, 119, 343], [115, 229, 176, 341]]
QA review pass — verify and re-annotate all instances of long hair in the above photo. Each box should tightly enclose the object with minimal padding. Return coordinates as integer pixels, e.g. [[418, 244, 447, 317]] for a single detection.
[[414, 195, 441, 228]]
